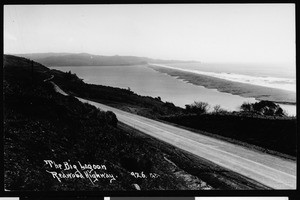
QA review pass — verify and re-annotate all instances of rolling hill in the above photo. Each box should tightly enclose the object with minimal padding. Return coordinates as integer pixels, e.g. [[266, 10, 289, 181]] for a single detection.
[[14, 52, 198, 67]]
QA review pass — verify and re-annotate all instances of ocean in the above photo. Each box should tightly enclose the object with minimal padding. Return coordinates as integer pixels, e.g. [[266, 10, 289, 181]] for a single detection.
[[152, 62, 296, 92]]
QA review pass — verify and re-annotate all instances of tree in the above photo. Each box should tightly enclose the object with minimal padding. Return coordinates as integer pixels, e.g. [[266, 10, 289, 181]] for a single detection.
[[275, 107, 284, 116], [240, 100, 285, 116], [212, 105, 227, 114], [64, 71, 73, 80], [240, 102, 253, 112], [155, 96, 161, 101], [185, 101, 209, 114]]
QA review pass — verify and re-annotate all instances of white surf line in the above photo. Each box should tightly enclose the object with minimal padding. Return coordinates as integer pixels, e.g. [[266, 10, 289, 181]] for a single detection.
[[149, 63, 296, 92]]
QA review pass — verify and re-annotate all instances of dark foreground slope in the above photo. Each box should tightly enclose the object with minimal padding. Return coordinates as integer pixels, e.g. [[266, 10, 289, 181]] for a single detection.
[[3, 55, 193, 190], [4, 55, 269, 190]]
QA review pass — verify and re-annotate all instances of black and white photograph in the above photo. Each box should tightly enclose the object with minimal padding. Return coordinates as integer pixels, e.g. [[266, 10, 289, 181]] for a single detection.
[[3, 4, 296, 191]]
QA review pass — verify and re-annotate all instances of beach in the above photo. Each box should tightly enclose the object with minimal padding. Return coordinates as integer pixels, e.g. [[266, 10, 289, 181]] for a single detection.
[[149, 64, 296, 105]]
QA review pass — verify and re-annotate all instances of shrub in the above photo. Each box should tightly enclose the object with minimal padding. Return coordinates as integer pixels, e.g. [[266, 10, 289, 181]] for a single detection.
[[155, 96, 161, 101], [63, 71, 73, 80], [165, 101, 176, 108], [63, 71, 83, 83], [212, 105, 227, 114], [240, 100, 285, 116], [240, 102, 253, 112], [185, 101, 209, 115]]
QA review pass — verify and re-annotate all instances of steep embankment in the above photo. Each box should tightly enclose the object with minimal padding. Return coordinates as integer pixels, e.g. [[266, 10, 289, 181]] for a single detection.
[[3, 55, 198, 190]]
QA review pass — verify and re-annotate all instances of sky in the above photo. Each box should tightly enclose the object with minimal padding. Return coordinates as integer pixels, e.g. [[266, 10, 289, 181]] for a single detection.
[[4, 4, 295, 66]]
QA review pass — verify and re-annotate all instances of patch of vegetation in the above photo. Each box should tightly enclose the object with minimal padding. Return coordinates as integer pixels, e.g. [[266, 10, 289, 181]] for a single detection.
[[160, 112, 296, 157], [185, 101, 210, 115], [212, 105, 228, 114], [240, 101, 286, 116], [158, 99, 296, 157]]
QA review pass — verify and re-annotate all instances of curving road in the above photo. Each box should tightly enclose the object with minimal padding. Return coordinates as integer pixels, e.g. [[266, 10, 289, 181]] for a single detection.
[[51, 81, 296, 189]]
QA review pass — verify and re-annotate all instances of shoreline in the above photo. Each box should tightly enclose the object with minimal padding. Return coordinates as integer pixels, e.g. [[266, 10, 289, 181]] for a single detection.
[[149, 65, 296, 106]]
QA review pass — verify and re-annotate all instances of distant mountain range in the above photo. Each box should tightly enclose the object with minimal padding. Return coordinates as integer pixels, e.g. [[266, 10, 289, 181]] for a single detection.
[[13, 53, 199, 67]]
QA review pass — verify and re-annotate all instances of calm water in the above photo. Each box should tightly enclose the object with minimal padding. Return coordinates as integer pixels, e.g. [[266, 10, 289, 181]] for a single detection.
[[51, 65, 296, 116]]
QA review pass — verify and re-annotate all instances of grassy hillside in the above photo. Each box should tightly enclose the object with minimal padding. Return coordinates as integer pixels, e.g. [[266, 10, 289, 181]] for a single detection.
[[3, 55, 194, 190]]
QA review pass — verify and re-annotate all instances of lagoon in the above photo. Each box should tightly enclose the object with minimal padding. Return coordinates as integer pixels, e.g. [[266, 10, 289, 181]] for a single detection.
[[51, 65, 296, 116]]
